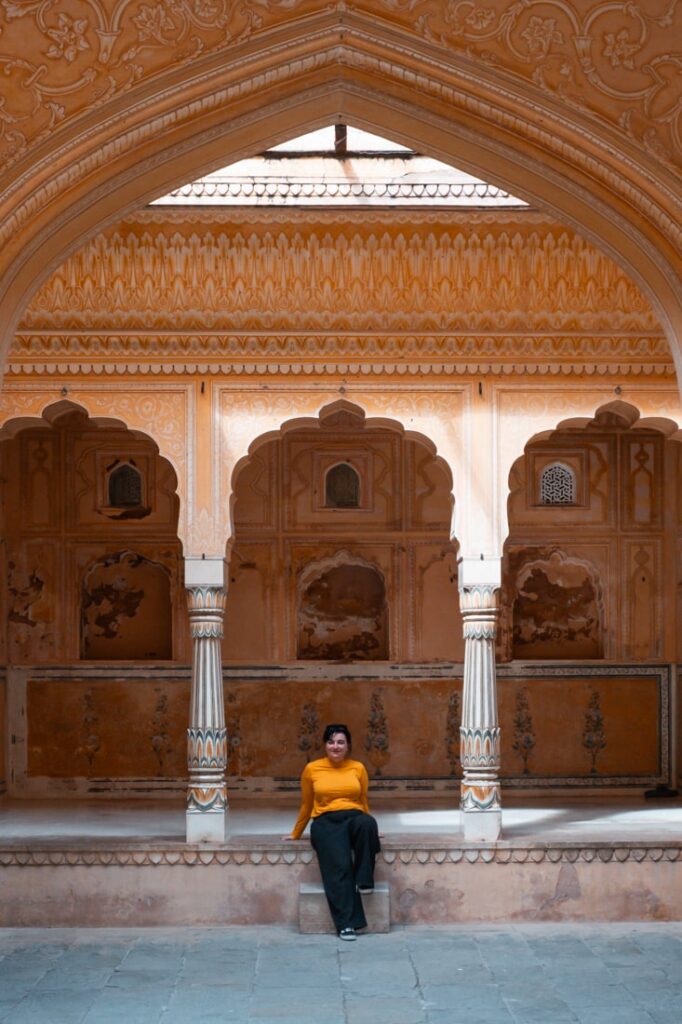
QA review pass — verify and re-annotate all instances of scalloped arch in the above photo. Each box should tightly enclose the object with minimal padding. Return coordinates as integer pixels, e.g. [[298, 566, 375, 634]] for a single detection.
[[507, 398, 682, 518], [0, 397, 184, 542], [229, 397, 455, 545]]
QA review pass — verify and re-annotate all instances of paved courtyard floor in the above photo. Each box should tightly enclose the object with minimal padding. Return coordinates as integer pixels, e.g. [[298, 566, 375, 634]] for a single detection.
[[0, 923, 680, 1024]]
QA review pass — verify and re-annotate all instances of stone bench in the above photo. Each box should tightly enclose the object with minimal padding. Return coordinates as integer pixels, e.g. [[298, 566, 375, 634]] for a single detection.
[[298, 882, 390, 934]]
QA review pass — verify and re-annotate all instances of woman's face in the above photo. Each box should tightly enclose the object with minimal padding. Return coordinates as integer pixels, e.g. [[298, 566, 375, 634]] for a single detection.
[[325, 731, 349, 764]]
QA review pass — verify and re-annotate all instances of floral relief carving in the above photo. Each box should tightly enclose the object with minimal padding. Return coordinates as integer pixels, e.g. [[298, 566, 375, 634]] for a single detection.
[[297, 700, 321, 762], [387, 0, 682, 163], [365, 688, 390, 776], [45, 13, 91, 62], [225, 690, 243, 775], [0, 0, 310, 165], [582, 685, 607, 772], [512, 687, 536, 775], [0, 1, 679, 170], [149, 689, 173, 770], [75, 688, 101, 769], [445, 689, 461, 775]]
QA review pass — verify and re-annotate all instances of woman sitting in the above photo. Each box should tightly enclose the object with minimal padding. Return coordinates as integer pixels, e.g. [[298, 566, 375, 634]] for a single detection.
[[286, 723, 380, 941]]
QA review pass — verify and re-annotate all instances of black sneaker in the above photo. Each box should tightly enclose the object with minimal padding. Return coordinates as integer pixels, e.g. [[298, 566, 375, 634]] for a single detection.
[[339, 928, 357, 941]]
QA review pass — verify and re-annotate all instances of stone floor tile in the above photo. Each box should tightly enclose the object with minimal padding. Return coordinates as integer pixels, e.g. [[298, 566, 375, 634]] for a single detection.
[[82, 991, 169, 1024], [0, 997, 24, 1024], [426, 1011, 515, 1024], [32, 966, 114, 991], [343, 996, 427, 1024], [572, 1009, 655, 1024], [555, 981, 637, 1007], [421, 986, 508, 1013], [105, 967, 178, 992], [4, 988, 97, 1024]]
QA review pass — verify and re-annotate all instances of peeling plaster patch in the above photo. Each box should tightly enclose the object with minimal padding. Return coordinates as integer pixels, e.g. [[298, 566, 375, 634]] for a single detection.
[[298, 561, 388, 660], [512, 549, 602, 658], [81, 550, 172, 659]]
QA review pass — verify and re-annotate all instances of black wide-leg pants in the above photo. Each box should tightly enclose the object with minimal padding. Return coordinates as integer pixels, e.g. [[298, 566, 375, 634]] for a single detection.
[[310, 810, 381, 933]]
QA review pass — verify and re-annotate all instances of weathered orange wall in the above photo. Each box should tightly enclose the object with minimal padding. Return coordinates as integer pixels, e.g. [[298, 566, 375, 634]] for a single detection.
[[0, 673, 5, 794], [25, 670, 662, 785]]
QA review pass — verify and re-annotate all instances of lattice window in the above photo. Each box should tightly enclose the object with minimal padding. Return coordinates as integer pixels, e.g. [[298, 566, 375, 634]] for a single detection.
[[325, 463, 360, 508], [539, 462, 576, 505], [108, 463, 143, 507]]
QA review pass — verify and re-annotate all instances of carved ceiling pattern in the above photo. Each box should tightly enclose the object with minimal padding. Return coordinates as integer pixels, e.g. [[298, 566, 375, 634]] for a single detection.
[[0, 1, 679, 169], [20, 217, 658, 335]]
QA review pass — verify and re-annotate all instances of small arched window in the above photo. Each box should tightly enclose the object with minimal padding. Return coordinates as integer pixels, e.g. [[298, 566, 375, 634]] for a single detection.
[[325, 463, 360, 508], [539, 462, 576, 505], [108, 463, 142, 508]]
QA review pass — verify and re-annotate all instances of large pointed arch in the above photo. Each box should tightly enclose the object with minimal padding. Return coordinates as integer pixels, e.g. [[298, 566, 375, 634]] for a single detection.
[[0, 12, 681, 379]]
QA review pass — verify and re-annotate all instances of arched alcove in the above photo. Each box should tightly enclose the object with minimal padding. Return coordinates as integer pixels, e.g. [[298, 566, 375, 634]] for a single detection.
[[225, 399, 461, 664], [0, 401, 183, 665], [504, 399, 682, 663]]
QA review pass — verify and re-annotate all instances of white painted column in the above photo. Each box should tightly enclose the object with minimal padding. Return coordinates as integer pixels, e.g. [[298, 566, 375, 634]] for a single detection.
[[459, 557, 502, 842], [185, 557, 228, 843]]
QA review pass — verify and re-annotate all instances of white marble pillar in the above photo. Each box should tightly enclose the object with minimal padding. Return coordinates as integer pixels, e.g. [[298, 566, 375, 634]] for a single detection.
[[185, 557, 228, 843], [459, 557, 502, 842]]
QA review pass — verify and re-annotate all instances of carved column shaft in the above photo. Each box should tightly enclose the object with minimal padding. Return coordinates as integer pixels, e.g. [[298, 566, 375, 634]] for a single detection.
[[186, 584, 228, 842], [459, 560, 502, 842]]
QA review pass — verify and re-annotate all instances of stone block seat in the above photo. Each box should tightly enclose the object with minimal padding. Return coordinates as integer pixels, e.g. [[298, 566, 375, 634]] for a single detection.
[[298, 881, 390, 934]]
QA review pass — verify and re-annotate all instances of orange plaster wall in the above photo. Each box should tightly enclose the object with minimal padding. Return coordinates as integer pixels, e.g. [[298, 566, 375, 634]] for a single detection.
[[27, 679, 189, 779], [26, 672, 661, 784], [0, 674, 5, 792]]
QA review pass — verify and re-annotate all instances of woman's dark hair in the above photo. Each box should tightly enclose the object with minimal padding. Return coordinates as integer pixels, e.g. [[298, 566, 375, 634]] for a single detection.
[[323, 723, 352, 748]]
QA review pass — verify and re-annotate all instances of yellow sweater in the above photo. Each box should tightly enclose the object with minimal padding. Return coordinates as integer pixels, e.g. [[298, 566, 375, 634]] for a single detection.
[[290, 757, 370, 839]]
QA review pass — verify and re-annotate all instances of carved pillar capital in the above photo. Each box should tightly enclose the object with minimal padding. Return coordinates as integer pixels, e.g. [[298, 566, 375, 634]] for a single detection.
[[187, 585, 228, 638], [459, 582, 499, 639]]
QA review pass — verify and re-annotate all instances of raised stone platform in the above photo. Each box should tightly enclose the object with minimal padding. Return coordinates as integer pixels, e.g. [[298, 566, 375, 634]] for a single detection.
[[1, 797, 681, 926], [299, 882, 390, 934]]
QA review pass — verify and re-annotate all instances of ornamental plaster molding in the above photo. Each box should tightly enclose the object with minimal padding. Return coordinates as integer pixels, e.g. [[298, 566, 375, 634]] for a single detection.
[[133, 209, 554, 227], [11, 335, 669, 358], [20, 224, 658, 334], [5, 362, 675, 379], [8, 334, 671, 362], [0, 844, 680, 867]]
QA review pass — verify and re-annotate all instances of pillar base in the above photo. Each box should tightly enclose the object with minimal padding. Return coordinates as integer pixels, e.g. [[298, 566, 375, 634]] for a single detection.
[[186, 809, 227, 843], [461, 808, 501, 843]]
